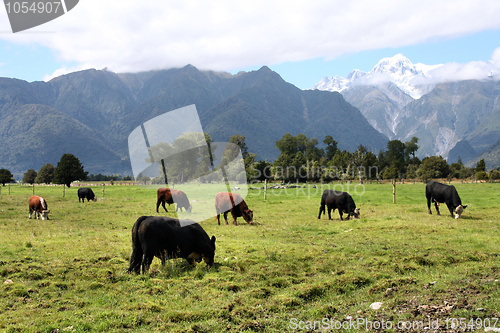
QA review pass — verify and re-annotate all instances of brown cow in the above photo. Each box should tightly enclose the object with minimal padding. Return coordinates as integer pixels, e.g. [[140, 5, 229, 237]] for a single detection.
[[29, 195, 50, 220], [215, 192, 253, 225], [156, 188, 192, 213]]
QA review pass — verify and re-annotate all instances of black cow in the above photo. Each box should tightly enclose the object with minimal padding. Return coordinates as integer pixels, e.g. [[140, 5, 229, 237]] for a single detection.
[[426, 181, 467, 218], [78, 187, 97, 203], [127, 216, 216, 274], [318, 190, 360, 221]]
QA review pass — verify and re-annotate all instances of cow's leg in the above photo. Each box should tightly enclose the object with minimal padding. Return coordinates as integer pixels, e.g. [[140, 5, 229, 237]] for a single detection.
[[427, 197, 432, 214], [223, 212, 229, 225], [159, 251, 167, 266], [231, 211, 238, 226], [217, 214, 221, 225], [128, 248, 143, 274], [433, 200, 440, 215], [29, 208, 32, 219], [446, 203, 454, 218], [327, 207, 332, 220], [339, 210, 344, 221], [142, 249, 154, 274]]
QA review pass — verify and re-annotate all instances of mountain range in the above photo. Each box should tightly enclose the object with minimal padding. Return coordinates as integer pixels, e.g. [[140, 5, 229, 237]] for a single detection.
[[0, 65, 388, 177], [312, 54, 500, 168], [2, 54, 499, 178]]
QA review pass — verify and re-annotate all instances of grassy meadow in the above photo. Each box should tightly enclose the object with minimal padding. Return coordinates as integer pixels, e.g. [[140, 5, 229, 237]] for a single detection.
[[0, 181, 499, 332]]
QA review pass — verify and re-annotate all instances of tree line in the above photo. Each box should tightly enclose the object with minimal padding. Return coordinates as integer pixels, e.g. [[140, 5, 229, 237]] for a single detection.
[[1, 134, 497, 187], [0, 154, 89, 187], [245, 133, 498, 183]]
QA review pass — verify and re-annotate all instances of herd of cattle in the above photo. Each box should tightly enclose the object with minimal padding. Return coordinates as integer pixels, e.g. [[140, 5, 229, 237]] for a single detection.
[[26, 181, 467, 273]]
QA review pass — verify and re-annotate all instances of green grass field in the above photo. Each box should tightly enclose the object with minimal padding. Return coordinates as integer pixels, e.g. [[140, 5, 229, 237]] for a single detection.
[[0, 181, 499, 332]]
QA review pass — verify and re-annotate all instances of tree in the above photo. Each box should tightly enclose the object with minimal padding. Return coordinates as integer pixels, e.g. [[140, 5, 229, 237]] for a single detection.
[[53, 154, 88, 187], [23, 169, 37, 184], [276, 133, 321, 161], [229, 135, 256, 181], [35, 164, 55, 184], [382, 164, 399, 180], [274, 133, 323, 182], [418, 156, 450, 182], [489, 169, 500, 181], [386, 140, 406, 180], [323, 136, 338, 161], [272, 153, 293, 182], [229, 135, 249, 160], [404, 137, 419, 161], [0, 169, 14, 186], [252, 160, 272, 182], [476, 159, 486, 172], [476, 171, 488, 181]]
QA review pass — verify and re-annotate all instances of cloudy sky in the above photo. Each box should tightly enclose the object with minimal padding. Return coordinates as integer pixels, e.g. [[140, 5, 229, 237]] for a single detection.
[[1, 0, 500, 88]]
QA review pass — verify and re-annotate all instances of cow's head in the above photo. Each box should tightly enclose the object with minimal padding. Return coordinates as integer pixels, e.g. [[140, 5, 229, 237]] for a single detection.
[[202, 236, 216, 266], [352, 208, 360, 219], [92, 196, 97, 202], [454, 205, 467, 219], [40, 210, 50, 220], [186, 204, 192, 213], [242, 209, 253, 224]]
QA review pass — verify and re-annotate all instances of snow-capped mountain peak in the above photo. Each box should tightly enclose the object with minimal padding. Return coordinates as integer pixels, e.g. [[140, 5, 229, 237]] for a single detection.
[[311, 54, 442, 99], [371, 53, 419, 76], [346, 69, 366, 81]]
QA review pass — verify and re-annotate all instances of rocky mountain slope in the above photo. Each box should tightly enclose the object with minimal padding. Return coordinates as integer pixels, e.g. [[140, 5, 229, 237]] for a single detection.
[[312, 54, 500, 168]]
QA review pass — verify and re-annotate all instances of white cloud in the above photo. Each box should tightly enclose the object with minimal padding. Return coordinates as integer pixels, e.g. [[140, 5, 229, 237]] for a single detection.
[[428, 61, 497, 82], [2, 0, 500, 76]]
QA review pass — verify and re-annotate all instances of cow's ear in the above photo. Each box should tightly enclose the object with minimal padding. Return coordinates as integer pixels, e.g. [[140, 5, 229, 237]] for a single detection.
[[211, 236, 216, 245], [463, 205, 468, 209]]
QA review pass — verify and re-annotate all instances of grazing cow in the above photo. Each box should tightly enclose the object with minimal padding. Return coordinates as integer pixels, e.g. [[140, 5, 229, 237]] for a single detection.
[[78, 187, 97, 203], [318, 190, 360, 221], [426, 181, 467, 219], [127, 216, 216, 274], [215, 192, 253, 225], [156, 188, 192, 213], [29, 195, 50, 220]]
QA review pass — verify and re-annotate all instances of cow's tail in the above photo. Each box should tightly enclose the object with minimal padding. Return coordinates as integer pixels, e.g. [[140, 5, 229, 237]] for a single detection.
[[318, 197, 325, 219], [127, 216, 148, 273]]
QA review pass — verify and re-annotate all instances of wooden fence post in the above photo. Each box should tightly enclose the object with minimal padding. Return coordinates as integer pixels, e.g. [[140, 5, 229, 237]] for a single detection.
[[264, 179, 267, 200], [392, 179, 396, 204], [32, 184, 35, 195], [102, 183, 105, 198]]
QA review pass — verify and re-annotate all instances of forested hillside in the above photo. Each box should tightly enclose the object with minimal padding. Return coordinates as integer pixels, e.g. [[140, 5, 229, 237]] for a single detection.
[[0, 66, 388, 176]]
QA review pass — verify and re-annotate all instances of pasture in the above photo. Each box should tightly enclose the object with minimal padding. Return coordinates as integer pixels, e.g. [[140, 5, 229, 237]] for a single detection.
[[0, 182, 499, 332]]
